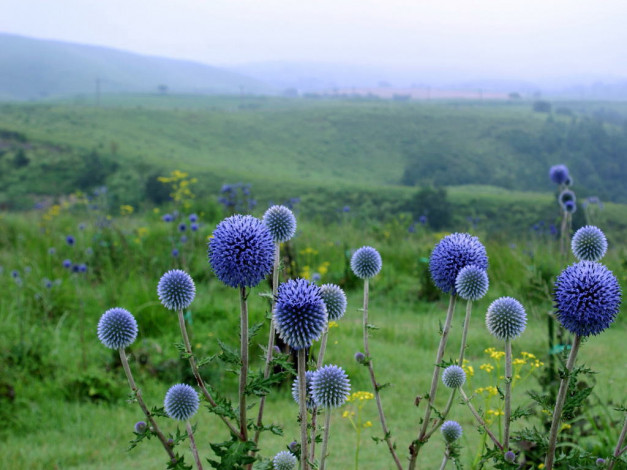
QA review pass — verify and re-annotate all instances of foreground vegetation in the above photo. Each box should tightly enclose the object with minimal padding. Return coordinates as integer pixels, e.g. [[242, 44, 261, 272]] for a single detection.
[[1, 189, 625, 468]]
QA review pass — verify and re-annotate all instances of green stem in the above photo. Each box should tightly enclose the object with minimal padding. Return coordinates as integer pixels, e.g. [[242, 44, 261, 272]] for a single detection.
[[545, 335, 582, 470], [504, 339, 512, 450], [186, 420, 203, 470], [459, 387, 503, 450], [239, 286, 249, 441], [608, 414, 627, 470], [119, 348, 176, 461]]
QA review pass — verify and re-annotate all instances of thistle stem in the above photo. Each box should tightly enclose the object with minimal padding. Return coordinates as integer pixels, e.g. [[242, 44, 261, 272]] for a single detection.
[[253, 242, 281, 447], [409, 295, 457, 470], [362, 278, 403, 470], [545, 335, 582, 470], [186, 420, 204, 470], [298, 348, 309, 470], [118, 348, 176, 461], [425, 389, 457, 440], [310, 324, 330, 461], [608, 414, 627, 470], [459, 387, 504, 451], [458, 299, 472, 364], [504, 339, 512, 450], [319, 410, 332, 470], [177, 309, 241, 438], [239, 286, 249, 441], [439, 450, 450, 470]]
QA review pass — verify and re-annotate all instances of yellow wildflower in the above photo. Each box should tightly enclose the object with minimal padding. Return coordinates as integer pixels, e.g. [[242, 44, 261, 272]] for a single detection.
[[480, 363, 495, 373], [328, 321, 339, 329]]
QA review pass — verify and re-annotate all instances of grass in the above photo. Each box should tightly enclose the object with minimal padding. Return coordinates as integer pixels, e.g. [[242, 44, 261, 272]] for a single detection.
[[1, 199, 625, 469]]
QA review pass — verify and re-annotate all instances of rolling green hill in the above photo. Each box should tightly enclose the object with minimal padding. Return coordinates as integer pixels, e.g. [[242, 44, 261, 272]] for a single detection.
[[0, 34, 270, 100]]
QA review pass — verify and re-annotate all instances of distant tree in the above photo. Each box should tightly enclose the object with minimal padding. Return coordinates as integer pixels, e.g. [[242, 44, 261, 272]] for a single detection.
[[13, 149, 29, 168], [533, 100, 552, 113], [145, 173, 171, 204], [158, 84, 168, 95], [403, 187, 452, 230]]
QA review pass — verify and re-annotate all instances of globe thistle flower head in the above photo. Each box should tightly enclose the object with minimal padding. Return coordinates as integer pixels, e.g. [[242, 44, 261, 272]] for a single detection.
[[554, 261, 621, 337], [486, 297, 527, 340], [320, 283, 347, 321], [549, 164, 569, 185], [504, 451, 516, 463], [273, 451, 297, 470], [274, 278, 327, 350], [263, 205, 297, 243], [441, 421, 463, 443], [189, 213, 198, 223], [66, 235, 75, 246], [430, 233, 488, 295], [97, 307, 138, 349], [559, 189, 576, 206], [208, 215, 274, 288], [564, 176, 573, 187], [178, 223, 186, 232], [48, 247, 56, 255], [158, 269, 196, 311], [291, 370, 315, 410], [311, 364, 351, 409], [350, 246, 382, 279], [11, 270, 19, 278], [572, 225, 607, 261], [191, 223, 199, 232], [442, 365, 466, 389], [62, 259, 72, 269], [134, 421, 147, 433], [455, 265, 489, 300], [162, 214, 173, 222], [164, 383, 199, 421], [563, 200, 577, 214], [78, 264, 87, 273], [596, 458, 606, 467], [171, 248, 179, 258], [354, 352, 365, 363]]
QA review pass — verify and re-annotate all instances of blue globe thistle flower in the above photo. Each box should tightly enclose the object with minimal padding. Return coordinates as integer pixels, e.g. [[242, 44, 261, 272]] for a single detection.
[[134, 421, 147, 433], [44, 278, 53, 289], [11, 270, 19, 278], [419, 215, 428, 225], [78, 264, 87, 273], [97, 307, 138, 349], [78, 223, 86, 231], [189, 213, 198, 223], [72, 264, 81, 273], [554, 261, 621, 337], [162, 214, 173, 222], [504, 451, 516, 463], [171, 248, 179, 258], [158, 270, 196, 311], [274, 279, 327, 350], [354, 352, 365, 363], [48, 247, 56, 255], [441, 420, 463, 443], [208, 215, 274, 288], [288, 441, 299, 453], [571, 226, 607, 261], [180, 235, 188, 244], [66, 235, 75, 246], [62, 259, 72, 269], [486, 297, 527, 340], [191, 223, 199, 232], [549, 164, 570, 185], [311, 364, 351, 409], [164, 383, 199, 421], [320, 284, 347, 321], [563, 200, 577, 214], [455, 265, 489, 301], [559, 189, 576, 206], [273, 451, 297, 470], [596, 458, 606, 466], [441, 365, 466, 389], [350, 246, 382, 279], [263, 205, 297, 243], [291, 370, 315, 410], [430, 233, 488, 295], [178, 223, 186, 232]]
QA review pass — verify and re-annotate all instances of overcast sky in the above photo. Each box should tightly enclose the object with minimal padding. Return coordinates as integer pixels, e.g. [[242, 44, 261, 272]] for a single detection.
[[2, 0, 626, 80]]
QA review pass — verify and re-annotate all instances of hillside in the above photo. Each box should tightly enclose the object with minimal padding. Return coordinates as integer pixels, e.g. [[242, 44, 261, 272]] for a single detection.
[[0, 34, 270, 100]]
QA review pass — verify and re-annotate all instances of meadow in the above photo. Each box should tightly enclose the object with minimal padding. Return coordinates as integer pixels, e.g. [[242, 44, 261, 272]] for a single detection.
[[0, 96, 626, 469]]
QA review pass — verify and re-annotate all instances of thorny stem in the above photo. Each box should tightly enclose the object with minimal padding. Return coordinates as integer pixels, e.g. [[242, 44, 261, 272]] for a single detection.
[[239, 286, 249, 441], [186, 420, 204, 470], [362, 278, 403, 470], [319, 410, 332, 470], [177, 309, 242, 438], [545, 335, 582, 470], [118, 348, 176, 461], [459, 387, 504, 451], [309, 324, 330, 461], [607, 414, 627, 470], [409, 295, 457, 470], [504, 339, 513, 450], [298, 348, 309, 470], [253, 242, 281, 447]]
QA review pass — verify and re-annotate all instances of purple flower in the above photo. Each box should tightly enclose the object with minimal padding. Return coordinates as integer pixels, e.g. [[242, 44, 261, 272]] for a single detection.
[[311, 364, 351, 409], [188, 213, 198, 222], [350, 246, 382, 279], [191, 223, 199, 232], [164, 383, 199, 421], [62, 259, 72, 269], [263, 205, 297, 243], [97, 307, 138, 349], [549, 164, 570, 185], [157, 270, 196, 311], [178, 223, 186, 232], [162, 214, 173, 222], [171, 249, 179, 258], [66, 235, 75, 246]]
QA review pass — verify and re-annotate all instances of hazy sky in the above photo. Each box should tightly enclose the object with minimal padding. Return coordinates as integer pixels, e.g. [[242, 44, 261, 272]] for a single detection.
[[2, 0, 626, 79]]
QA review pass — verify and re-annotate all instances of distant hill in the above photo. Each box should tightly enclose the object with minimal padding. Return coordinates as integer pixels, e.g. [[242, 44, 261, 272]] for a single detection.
[[0, 34, 271, 100]]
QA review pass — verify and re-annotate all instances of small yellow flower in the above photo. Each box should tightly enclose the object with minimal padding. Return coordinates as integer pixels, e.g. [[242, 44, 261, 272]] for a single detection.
[[328, 321, 339, 329], [364, 421, 373, 428], [480, 363, 495, 373], [120, 204, 134, 215], [490, 351, 506, 360], [539, 463, 545, 469], [560, 423, 571, 431], [513, 358, 526, 366], [342, 410, 350, 418]]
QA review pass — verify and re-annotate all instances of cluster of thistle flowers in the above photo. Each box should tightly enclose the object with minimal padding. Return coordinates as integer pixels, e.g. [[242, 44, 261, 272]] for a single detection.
[[217, 182, 257, 213], [161, 212, 201, 258]]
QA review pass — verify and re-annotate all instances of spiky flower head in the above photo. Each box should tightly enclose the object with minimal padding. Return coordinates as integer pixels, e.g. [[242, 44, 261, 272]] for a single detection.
[[571, 226, 608, 261], [263, 205, 297, 243], [455, 265, 489, 301], [274, 279, 327, 350], [164, 383, 199, 421], [554, 261, 621, 337], [350, 246, 382, 279], [63, 259, 72, 269], [311, 364, 351, 409], [504, 451, 516, 463], [320, 284, 347, 321], [157, 270, 196, 311], [596, 458, 606, 467], [486, 297, 527, 340], [563, 200, 577, 214], [208, 215, 274, 288], [430, 233, 488, 295], [549, 164, 570, 185], [66, 235, 75, 246], [354, 352, 365, 363], [134, 421, 147, 433], [441, 421, 463, 443], [273, 451, 297, 470], [97, 307, 138, 349], [559, 189, 576, 205], [442, 365, 466, 389], [291, 370, 316, 410]]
